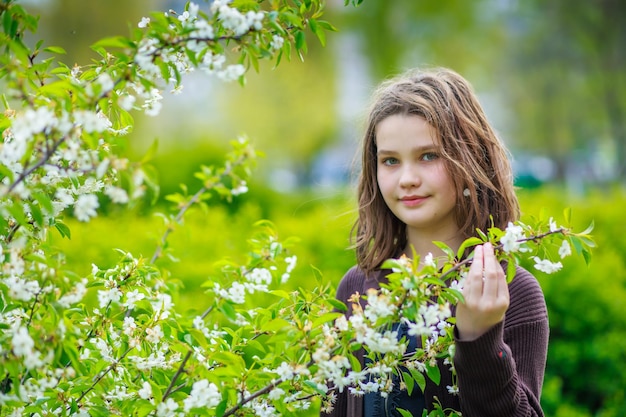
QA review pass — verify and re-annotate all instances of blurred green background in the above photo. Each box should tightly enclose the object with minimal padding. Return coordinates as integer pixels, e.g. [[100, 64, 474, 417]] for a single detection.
[[24, 0, 626, 415]]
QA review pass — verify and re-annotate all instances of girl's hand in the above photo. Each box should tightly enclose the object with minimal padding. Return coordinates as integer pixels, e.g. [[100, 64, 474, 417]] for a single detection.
[[455, 242, 510, 341]]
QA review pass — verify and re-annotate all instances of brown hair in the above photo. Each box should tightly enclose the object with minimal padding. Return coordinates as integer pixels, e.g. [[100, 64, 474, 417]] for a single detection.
[[353, 67, 520, 273]]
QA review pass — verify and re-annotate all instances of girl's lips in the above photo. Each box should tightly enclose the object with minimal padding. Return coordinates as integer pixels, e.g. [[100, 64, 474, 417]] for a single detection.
[[400, 196, 427, 207]]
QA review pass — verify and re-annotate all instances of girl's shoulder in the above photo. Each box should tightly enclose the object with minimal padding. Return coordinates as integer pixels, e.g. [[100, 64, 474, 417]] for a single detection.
[[509, 264, 544, 295], [336, 265, 367, 300], [506, 264, 548, 325], [336, 266, 386, 303]]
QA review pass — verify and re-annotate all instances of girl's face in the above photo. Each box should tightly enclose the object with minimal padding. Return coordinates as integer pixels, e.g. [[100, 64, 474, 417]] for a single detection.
[[375, 114, 460, 240]]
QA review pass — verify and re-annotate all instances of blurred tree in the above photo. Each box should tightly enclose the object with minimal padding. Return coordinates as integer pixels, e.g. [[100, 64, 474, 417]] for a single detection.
[[337, 0, 625, 184], [338, 0, 507, 80], [503, 0, 626, 182], [34, 0, 151, 65], [216, 49, 339, 188]]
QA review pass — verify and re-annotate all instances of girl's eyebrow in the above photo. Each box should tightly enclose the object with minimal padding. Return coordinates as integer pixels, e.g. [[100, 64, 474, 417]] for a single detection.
[[377, 145, 438, 156]]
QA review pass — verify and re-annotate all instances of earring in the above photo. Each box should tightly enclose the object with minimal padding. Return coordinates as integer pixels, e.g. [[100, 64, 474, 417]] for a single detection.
[[463, 188, 470, 197]]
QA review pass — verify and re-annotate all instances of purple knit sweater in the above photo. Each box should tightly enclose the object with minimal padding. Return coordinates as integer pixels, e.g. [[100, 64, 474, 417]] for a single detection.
[[320, 265, 548, 417]]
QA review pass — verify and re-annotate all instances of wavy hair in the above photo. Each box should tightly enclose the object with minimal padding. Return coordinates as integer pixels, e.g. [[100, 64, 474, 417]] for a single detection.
[[353, 67, 520, 273]]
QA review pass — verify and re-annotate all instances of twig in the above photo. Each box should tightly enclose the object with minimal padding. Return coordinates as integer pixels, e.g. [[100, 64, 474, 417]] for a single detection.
[[162, 350, 193, 401]]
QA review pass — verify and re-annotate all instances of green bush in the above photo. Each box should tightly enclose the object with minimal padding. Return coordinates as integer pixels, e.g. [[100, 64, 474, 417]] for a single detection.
[[52, 185, 626, 415], [519, 187, 626, 416]]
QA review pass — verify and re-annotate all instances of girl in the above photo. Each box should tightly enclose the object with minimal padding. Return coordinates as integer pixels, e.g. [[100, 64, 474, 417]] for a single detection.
[[321, 68, 548, 416]]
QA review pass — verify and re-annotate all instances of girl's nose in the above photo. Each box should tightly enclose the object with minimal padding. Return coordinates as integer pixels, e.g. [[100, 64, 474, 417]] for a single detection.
[[399, 164, 421, 188]]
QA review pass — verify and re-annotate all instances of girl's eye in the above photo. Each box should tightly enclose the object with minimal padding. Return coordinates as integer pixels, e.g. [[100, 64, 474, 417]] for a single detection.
[[381, 157, 399, 166], [421, 152, 439, 162]]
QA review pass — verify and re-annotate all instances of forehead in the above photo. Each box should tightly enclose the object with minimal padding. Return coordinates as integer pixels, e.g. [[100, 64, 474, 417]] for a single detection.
[[375, 114, 438, 151]]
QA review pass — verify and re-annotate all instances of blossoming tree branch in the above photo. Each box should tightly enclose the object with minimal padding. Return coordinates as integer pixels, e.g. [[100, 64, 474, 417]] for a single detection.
[[0, 1, 593, 416]]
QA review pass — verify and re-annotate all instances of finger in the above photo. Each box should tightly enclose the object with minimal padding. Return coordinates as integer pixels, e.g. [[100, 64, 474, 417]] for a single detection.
[[481, 243, 499, 296], [465, 245, 484, 300]]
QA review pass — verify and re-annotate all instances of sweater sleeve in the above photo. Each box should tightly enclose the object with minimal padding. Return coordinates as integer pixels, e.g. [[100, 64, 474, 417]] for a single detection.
[[453, 266, 549, 417]]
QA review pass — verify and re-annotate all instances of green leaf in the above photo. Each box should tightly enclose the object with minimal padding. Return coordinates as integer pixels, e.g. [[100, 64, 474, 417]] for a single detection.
[[29, 201, 43, 227], [402, 371, 414, 395], [409, 368, 426, 392], [433, 240, 455, 259], [563, 207, 572, 225], [312, 312, 342, 328], [304, 379, 328, 395], [309, 18, 326, 46], [456, 237, 483, 259], [261, 317, 292, 332], [219, 302, 237, 322], [327, 298, 347, 312], [425, 363, 440, 385], [294, 30, 307, 56], [348, 353, 361, 372], [269, 289, 292, 299], [32, 191, 53, 215], [579, 220, 595, 236], [506, 257, 517, 283], [315, 20, 338, 32], [43, 45, 66, 54], [310, 264, 323, 283], [91, 36, 134, 50], [397, 408, 414, 417], [141, 139, 159, 163]]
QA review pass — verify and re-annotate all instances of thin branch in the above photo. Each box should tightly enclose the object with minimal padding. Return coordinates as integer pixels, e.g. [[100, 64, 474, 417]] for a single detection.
[[149, 185, 207, 264], [222, 378, 284, 417], [149, 153, 247, 264], [4, 137, 66, 196], [162, 349, 193, 401], [74, 347, 133, 405]]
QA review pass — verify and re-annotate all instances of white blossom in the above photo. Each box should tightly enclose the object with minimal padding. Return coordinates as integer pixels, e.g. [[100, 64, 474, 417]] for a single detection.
[[183, 379, 221, 411], [217, 64, 245, 81], [533, 256, 563, 274], [138, 17, 150, 28], [123, 317, 137, 336], [423, 252, 436, 268], [96, 73, 114, 92], [146, 325, 164, 344], [549, 217, 558, 232], [74, 194, 99, 222], [156, 398, 179, 417], [12, 326, 35, 357], [10, 107, 57, 143], [152, 293, 174, 319], [74, 110, 111, 132], [138, 381, 153, 399], [558, 240, 572, 259], [118, 94, 136, 110], [268, 387, 285, 400], [97, 287, 123, 308], [231, 181, 248, 196], [270, 35, 284, 51], [92, 338, 114, 362], [4, 276, 40, 301], [124, 289, 145, 308], [363, 290, 396, 322], [105, 186, 129, 204], [57, 279, 88, 307], [500, 222, 525, 253]]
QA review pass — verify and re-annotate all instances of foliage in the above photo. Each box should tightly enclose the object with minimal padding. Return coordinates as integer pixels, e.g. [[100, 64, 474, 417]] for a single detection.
[[518, 188, 626, 416], [0, 1, 597, 417], [54, 187, 625, 416]]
